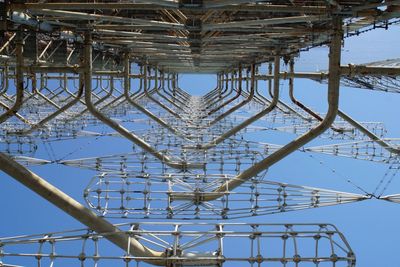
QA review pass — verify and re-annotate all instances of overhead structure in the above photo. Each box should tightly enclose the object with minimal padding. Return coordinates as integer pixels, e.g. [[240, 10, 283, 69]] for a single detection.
[[0, 223, 356, 266], [1, 0, 400, 266]]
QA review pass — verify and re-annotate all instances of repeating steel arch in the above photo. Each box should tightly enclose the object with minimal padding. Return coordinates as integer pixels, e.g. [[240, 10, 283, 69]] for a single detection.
[[1, 1, 400, 266]]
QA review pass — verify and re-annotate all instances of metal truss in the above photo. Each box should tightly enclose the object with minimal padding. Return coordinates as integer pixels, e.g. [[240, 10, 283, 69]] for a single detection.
[[0, 222, 355, 267], [0, 1, 400, 266], [305, 139, 400, 164], [339, 59, 400, 93], [84, 172, 366, 219]]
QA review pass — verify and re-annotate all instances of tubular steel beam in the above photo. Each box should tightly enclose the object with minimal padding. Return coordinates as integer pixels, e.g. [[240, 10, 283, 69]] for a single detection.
[[208, 65, 255, 126], [12, 2, 330, 13], [30, 9, 185, 30], [203, 17, 343, 201], [340, 65, 400, 76], [0, 153, 166, 266], [203, 15, 330, 31], [14, 2, 179, 10], [188, 53, 280, 149], [82, 32, 199, 170], [0, 32, 24, 124], [337, 110, 400, 154], [122, 54, 189, 140]]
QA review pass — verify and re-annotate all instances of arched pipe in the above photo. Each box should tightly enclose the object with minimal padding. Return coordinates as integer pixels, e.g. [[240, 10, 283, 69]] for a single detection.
[[288, 59, 347, 133], [159, 73, 189, 109], [123, 54, 190, 140], [22, 79, 84, 135], [177, 17, 343, 201], [288, 60, 400, 154], [153, 70, 188, 112], [202, 73, 224, 102], [202, 67, 244, 118], [83, 33, 201, 170], [207, 64, 255, 126], [203, 17, 344, 200], [142, 67, 184, 120], [186, 53, 281, 150], [204, 72, 233, 111]]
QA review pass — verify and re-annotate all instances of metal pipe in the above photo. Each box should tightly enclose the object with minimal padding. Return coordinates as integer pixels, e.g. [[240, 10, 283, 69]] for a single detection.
[[159, 73, 188, 109], [256, 66, 400, 81], [254, 64, 305, 118], [31, 9, 184, 30], [0, 64, 10, 95], [153, 70, 188, 112], [123, 54, 189, 140], [172, 74, 191, 99], [257, 72, 329, 81], [142, 67, 183, 118], [203, 73, 227, 105], [208, 64, 255, 126], [276, 64, 400, 153], [192, 54, 281, 149], [341, 65, 400, 76], [12, 2, 329, 13], [204, 73, 232, 110], [337, 110, 400, 154], [203, 74, 223, 101], [288, 59, 346, 133], [203, 17, 343, 200], [203, 15, 330, 31], [82, 32, 198, 170], [69, 72, 116, 119], [204, 67, 243, 117], [0, 153, 166, 266], [22, 78, 84, 135], [14, 1, 160, 10], [0, 32, 24, 124]]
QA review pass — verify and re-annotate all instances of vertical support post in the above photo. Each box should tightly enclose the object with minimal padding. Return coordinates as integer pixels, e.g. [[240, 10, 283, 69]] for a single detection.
[[209, 17, 343, 197], [82, 32, 190, 169], [0, 32, 167, 265], [0, 31, 24, 123], [124, 52, 130, 94], [268, 62, 273, 98]]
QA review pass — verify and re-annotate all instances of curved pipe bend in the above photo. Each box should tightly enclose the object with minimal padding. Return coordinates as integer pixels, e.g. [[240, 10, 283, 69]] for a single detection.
[[176, 17, 343, 202], [207, 64, 256, 127], [203, 73, 232, 110], [142, 67, 184, 120], [83, 33, 200, 170], [153, 70, 188, 113], [288, 59, 347, 133], [123, 54, 191, 141], [203, 70, 243, 118], [188, 54, 281, 150]]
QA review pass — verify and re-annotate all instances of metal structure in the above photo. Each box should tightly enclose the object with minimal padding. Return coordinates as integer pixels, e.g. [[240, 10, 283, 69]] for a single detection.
[[0, 223, 356, 266], [0, 1, 400, 266]]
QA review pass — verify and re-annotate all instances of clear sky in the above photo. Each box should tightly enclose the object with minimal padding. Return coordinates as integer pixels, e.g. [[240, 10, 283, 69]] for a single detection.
[[1, 25, 400, 266]]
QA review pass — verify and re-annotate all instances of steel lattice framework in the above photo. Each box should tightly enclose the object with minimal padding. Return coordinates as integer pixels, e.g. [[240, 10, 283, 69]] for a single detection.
[[0, 0, 400, 266]]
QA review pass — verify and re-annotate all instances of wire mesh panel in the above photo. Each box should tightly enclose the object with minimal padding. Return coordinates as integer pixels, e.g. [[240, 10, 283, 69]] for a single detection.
[[83, 172, 366, 219], [0, 223, 356, 267]]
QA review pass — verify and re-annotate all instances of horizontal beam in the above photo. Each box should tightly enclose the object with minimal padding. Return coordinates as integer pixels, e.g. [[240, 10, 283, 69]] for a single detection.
[[12, 2, 329, 14], [341, 65, 400, 76], [203, 15, 330, 31], [12, 1, 179, 10], [30, 9, 185, 30]]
